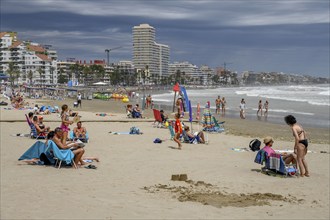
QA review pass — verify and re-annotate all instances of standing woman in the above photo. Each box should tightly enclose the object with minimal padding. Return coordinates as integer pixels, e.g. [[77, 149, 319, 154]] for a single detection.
[[284, 115, 310, 177], [264, 100, 269, 115], [60, 104, 74, 145], [221, 97, 226, 115], [239, 99, 246, 119], [257, 99, 263, 116]]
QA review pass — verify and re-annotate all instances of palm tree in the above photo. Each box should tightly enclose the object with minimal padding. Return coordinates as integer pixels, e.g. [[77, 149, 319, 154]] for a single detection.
[[37, 67, 44, 85], [27, 70, 33, 85], [69, 63, 81, 83], [175, 70, 181, 84], [15, 71, 20, 85], [7, 62, 19, 86], [50, 66, 55, 84], [82, 66, 91, 85]]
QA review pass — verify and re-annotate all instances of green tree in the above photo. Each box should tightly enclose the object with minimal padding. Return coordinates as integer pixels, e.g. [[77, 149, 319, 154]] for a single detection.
[[90, 64, 105, 82], [82, 66, 91, 85], [50, 66, 55, 84], [7, 62, 18, 86], [58, 68, 67, 84], [37, 67, 44, 85], [27, 70, 33, 85], [175, 70, 181, 84], [110, 66, 121, 85], [211, 75, 220, 85], [69, 63, 83, 83]]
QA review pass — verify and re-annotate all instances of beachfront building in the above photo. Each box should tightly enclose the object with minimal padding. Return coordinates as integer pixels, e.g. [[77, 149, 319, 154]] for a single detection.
[[169, 61, 204, 85], [132, 24, 170, 85], [112, 61, 136, 86], [57, 60, 76, 84], [0, 32, 58, 85], [25, 43, 58, 85], [200, 65, 216, 85]]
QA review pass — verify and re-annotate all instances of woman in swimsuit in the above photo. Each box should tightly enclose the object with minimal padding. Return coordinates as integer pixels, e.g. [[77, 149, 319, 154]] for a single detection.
[[60, 104, 74, 145], [284, 115, 309, 177]]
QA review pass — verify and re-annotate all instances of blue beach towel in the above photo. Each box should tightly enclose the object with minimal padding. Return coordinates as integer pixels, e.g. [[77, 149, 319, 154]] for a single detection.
[[45, 140, 74, 164], [18, 141, 47, 160]]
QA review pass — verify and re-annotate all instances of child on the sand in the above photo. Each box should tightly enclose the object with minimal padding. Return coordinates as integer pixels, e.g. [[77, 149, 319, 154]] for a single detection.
[[174, 113, 183, 149]]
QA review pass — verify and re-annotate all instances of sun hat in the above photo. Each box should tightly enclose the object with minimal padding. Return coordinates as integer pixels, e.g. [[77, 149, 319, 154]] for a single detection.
[[263, 136, 274, 144]]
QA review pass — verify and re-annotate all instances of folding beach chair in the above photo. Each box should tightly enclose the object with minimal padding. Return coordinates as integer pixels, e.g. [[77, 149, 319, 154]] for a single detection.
[[45, 140, 77, 169], [254, 150, 298, 177], [211, 116, 225, 132], [168, 123, 175, 140], [268, 153, 298, 177], [182, 130, 198, 144], [153, 109, 164, 128]]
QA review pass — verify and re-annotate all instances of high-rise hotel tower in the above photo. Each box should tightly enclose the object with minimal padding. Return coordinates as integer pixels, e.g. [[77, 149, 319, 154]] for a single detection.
[[132, 24, 169, 84]]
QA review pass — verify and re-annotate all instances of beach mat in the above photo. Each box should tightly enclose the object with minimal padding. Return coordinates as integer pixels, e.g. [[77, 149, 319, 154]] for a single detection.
[[275, 149, 316, 154]]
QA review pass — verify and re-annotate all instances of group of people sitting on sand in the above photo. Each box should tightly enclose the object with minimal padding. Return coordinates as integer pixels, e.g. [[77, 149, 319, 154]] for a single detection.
[[23, 104, 98, 168], [126, 104, 143, 118]]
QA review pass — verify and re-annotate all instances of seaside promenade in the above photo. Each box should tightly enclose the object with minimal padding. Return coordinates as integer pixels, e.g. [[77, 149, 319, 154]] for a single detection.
[[0, 97, 329, 219]]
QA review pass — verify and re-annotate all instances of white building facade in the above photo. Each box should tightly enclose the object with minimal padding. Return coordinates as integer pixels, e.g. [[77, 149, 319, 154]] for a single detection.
[[0, 32, 58, 85], [132, 24, 170, 85]]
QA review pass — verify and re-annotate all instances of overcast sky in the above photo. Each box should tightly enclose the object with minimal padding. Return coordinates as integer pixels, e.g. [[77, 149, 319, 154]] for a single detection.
[[1, 0, 329, 77]]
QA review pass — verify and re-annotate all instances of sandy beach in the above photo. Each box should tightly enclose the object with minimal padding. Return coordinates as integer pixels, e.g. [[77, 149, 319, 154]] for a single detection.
[[1, 97, 329, 219]]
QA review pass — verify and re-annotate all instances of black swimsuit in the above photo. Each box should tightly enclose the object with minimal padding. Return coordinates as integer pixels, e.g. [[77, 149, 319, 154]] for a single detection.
[[297, 127, 308, 148], [299, 139, 308, 148]]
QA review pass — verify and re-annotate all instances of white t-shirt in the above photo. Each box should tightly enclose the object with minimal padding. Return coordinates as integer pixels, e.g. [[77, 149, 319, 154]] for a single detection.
[[77, 94, 82, 100]]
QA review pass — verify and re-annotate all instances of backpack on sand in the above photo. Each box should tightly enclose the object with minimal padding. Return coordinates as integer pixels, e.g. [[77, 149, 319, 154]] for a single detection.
[[249, 139, 261, 152]]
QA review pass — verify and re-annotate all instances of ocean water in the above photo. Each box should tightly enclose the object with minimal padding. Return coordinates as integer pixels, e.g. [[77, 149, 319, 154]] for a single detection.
[[151, 84, 330, 129]]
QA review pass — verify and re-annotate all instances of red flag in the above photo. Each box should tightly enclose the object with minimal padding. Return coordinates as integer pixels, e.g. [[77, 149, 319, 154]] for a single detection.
[[173, 82, 180, 92]]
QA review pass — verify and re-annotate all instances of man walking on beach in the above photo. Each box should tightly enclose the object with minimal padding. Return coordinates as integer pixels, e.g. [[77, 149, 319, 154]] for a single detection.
[[77, 93, 82, 108]]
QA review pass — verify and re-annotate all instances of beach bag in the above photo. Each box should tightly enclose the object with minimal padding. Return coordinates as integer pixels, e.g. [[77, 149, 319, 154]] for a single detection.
[[249, 139, 261, 152], [39, 153, 52, 165], [129, 126, 140, 134]]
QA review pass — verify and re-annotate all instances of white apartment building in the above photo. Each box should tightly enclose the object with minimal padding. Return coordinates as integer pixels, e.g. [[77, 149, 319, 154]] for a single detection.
[[57, 60, 76, 82], [169, 61, 206, 85], [0, 32, 58, 85], [132, 24, 170, 85], [155, 42, 170, 79], [115, 60, 135, 74]]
